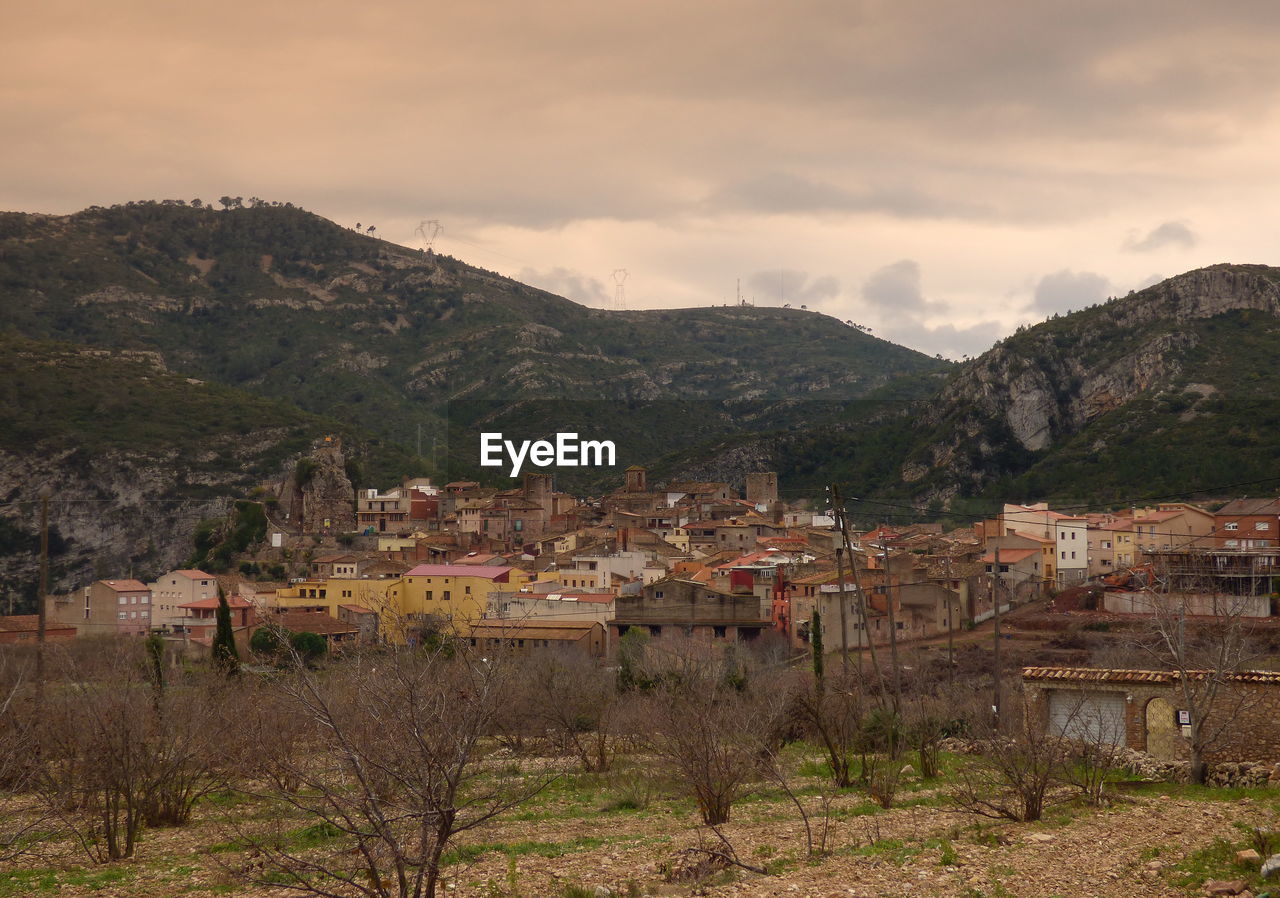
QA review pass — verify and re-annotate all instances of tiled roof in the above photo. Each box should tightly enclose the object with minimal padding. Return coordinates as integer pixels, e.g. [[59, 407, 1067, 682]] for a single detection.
[[179, 595, 254, 610], [405, 564, 514, 579], [99, 579, 150, 592], [1022, 666, 1280, 684], [980, 548, 1039, 563], [171, 569, 215, 580], [276, 611, 359, 635]]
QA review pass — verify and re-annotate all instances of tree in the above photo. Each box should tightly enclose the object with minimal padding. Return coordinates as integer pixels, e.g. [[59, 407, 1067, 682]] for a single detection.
[[523, 652, 618, 772], [288, 630, 327, 666], [1132, 572, 1262, 784], [237, 646, 552, 898], [810, 609, 824, 691], [250, 624, 288, 658], [212, 587, 239, 675], [638, 640, 783, 825]]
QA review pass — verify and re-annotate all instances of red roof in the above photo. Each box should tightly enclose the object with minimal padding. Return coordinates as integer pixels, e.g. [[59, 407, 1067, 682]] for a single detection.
[[99, 579, 149, 592], [0, 615, 74, 633], [171, 569, 215, 580], [179, 595, 255, 610], [405, 564, 514, 580], [981, 548, 1039, 564], [338, 604, 375, 614]]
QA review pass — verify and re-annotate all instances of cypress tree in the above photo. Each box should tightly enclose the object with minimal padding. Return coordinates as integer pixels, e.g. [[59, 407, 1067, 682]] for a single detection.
[[811, 609, 825, 692], [212, 586, 240, 675]]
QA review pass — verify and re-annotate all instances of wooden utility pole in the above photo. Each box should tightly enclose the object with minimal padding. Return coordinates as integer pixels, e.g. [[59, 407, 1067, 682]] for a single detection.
[[834, 544, 850, 675], [880, 540, 902, 712], [945, 554, 955, 694], [37, 485, 51, 693], [992, 542, 1002, 726], [832, 486, 887, 698]]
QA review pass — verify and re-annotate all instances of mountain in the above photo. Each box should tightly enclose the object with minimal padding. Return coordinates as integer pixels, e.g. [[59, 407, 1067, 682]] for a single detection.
[[671, 264, 1280, 516], [0, 335, 426, 602], [0, 199, 949, 599]]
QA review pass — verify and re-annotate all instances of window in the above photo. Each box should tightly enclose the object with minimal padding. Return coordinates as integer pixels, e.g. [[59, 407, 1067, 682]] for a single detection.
[[443, 591, 451, 601], [1070, 551, 1076, 560], [129, 611, 137, 619], [1225, 522, 1239, 531], [464, 585, 471, 594], [655, 590, 664, 599], [1260, 523, 1272, 532], [426, 590, 433, 600], [1060, 551, 1066, 559], [119, 612, 127, 620], [119, 595, 127, 605], [713, 625, 727, 638]]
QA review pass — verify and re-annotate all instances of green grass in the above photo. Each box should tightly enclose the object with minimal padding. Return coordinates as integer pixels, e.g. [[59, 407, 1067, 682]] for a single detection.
[[441, 836, 611, 867], [1168, 836, 1262, 891], [0, 866, 136, 896]]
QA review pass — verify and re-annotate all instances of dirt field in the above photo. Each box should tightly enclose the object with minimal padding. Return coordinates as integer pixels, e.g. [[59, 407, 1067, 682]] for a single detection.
[[0, 747, 1272, 898]]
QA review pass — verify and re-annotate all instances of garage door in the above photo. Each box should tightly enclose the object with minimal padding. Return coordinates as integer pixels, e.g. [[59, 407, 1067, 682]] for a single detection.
[[1049, 690, 1126, 745]]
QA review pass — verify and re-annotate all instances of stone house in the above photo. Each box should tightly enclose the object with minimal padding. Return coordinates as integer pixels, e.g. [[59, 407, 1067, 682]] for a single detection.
[[611, 577, 770, 646], [1022, 666, 1280, 764]]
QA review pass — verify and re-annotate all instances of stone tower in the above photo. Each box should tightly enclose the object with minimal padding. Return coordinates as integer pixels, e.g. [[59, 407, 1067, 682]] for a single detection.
[[745, 472, 778, 505], [624, 465, 647, 493]]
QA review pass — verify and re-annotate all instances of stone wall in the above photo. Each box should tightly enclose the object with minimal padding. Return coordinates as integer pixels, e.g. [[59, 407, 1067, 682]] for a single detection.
[[1023, 674, 1280, 766]]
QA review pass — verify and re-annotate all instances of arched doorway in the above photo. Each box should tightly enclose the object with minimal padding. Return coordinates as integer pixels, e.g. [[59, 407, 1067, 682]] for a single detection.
[[1145, 697, 1180, 761]]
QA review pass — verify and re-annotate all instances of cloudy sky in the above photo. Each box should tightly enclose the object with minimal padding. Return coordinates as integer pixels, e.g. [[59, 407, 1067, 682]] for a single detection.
[[6, 1, 1280, 358]]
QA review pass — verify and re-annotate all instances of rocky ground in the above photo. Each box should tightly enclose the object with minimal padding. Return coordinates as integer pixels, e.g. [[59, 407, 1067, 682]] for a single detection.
[[0, 751, 1276, 898]]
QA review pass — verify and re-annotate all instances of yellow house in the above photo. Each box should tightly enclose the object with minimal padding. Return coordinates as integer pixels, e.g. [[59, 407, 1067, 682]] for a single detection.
[[401, 564, 532, 632], [270, 577, 405, 641]]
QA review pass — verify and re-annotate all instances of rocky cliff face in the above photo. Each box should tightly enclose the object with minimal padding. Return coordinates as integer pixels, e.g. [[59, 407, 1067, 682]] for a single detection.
[[901, 264, 1280, 499], [0, 448, 230, 603]]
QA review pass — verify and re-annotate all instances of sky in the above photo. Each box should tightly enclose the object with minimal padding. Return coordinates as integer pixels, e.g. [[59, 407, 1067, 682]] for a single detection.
[[6, 1, 1280, 358]]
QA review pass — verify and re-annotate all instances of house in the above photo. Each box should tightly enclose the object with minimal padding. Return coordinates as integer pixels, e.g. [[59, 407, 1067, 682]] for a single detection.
[[308, 554, 362, 579], [488, 590, 615, 629], [357, 487, 412, 533], [273, 610, 361, 648], [0, 615, 75, 643], [1023, 666, 1280, 764], [1086, 514, 1138, 576], [1132, 503, 1216, 554], [47, 579, 153, 637], [147, 569, 217, 631], [610, 578, 771, 646], [465, 619, 606, 659], [400, 564, 532, 632], [172, 594, 256, 636], [1214, 498, 1280, 549]]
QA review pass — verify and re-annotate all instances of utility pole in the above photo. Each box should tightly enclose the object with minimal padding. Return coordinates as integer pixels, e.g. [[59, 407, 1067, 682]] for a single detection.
[[945, 554, 955, 694], [37, 485, 51, 694], [832, 486, 887, 699], [881, 540, 902, 713], [835, 544, 850, 675], [992, 542, 1002, 726]]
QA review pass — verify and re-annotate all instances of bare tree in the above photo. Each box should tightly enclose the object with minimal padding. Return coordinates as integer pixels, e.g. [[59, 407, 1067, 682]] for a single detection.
[[238, 645, 554, 898], [638, 640, 782, 826], [29, 641, 229, 861], [1132, 560, 1263, 784], [522, 651, 618, 772]]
